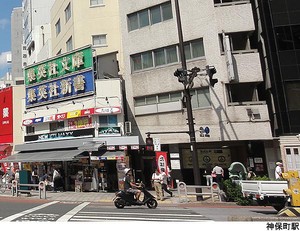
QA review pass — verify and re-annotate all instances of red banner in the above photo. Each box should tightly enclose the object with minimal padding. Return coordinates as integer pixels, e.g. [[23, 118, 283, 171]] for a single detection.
[[155, 151, 168, 175], [0, 87, 13, 143]]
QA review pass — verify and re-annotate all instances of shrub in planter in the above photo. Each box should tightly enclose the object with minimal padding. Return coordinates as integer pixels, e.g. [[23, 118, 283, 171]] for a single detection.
[[223, 179, 252, 206]]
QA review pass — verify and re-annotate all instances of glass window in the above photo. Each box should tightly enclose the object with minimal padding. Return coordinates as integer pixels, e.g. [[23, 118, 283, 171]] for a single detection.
[[26, 126, 35, 134], [166, 46, 178, 64], [142, 52, 153, 69], [135, 98, 146, 106], [170, 92, 182, 101], [92, 34, 107, 46], [128, 13, 138, 31], [154, 48, 166, 66], [139, 10, 149, 28], [145, 96, 157, 105], [50, 121, 64, 131], [227, 83, 258, 103], [99, 115, 117, 126], [191, 88, 211, 108], [65, 3, 71, 23], [131, 54, 142, 71], [191, 39, 205, 58], [158, 93, 170, 103], [184, 44, 191, 60], [66, 36, 73, 51], [161, 2, 173, 21], [55, 19, 61, 36], [90, 0, 103, 6], [150, 6, 162, 24]]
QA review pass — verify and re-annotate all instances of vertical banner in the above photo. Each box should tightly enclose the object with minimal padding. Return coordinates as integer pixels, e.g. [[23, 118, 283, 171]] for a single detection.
[[155, 151, 168, 175]]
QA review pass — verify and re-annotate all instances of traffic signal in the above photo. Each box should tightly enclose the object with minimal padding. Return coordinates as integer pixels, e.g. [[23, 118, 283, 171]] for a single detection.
[[174, 68, 187, 83], [145, 134, 154, 151], [206, 65, 218, 87]]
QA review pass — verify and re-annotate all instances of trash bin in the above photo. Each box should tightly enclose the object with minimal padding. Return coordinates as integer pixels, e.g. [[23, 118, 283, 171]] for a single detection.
[[19, 170, 31, 190]]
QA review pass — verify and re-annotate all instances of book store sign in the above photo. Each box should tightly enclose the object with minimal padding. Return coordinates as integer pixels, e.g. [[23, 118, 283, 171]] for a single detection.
[[24, 46, 94, 108]]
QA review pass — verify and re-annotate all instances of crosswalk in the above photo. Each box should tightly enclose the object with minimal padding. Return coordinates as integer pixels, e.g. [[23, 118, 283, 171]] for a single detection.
[[69, 208, 211, 222], [0, 201, 211, 222]]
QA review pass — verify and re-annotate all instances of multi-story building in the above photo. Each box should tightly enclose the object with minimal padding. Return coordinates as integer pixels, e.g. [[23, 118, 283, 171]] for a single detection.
[[119, 0, 275, 185], [11, 7, 24, 85], [254, 0, 300, 175], [1, 0, 138, 192]]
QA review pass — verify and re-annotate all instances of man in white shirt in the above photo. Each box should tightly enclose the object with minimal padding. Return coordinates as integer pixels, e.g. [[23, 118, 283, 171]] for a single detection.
[[212, 165, 224, 189], [275, 162, 283, 180]]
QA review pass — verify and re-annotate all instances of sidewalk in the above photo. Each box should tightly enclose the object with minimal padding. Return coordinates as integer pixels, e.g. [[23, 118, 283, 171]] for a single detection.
[[0, 188, 223, 205]]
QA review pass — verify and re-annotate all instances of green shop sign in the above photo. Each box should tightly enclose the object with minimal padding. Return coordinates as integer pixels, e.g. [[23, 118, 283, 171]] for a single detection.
[[24, 45, 93, 86]]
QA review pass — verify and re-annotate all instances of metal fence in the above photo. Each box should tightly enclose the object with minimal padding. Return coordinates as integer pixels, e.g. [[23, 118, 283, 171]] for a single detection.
[[11, 180, 47, 199], [177, 181, 221, 202]]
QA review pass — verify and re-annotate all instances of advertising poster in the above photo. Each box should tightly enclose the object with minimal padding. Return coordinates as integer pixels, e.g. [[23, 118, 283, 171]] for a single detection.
[[155, 151, 169, 175]]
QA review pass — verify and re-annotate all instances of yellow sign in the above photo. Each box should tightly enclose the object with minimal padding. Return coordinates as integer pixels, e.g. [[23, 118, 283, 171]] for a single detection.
[[182, 149, 231, 169], [67, 110, 81, 118]]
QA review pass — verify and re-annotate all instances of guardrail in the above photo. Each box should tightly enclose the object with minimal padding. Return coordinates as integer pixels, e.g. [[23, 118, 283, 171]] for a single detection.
[[177, 181, 221, 202], [11, 180, 47, 199]]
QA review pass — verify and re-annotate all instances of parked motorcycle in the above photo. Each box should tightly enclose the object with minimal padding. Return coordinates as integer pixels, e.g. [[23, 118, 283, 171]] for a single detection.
[[113, 182, 158, 209]]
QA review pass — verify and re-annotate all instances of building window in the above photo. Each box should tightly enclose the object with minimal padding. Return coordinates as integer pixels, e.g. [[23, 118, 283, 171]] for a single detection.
[[50, 121, 65, 132], [55, 19, 61, 36], [26, 126, 35, 135], [226, 83, 259, 104], [134, 88, 210, 109], [56, 49, 62, 55], [130, 39, 204, 72], [190, 88, 211, 109], [90, 0, 104, 6], [65, 3, 71, 23], [66, 36, 73, 51], [99, 115, 117, 126], [92, 34, 107, 46], [127, 1, 173, 31], [219, 32, 257, 53]]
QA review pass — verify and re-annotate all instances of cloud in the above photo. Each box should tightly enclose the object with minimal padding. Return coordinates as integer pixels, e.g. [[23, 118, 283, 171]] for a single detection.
[[0, 51, 11, 68], [0, 18, 9, 29], [0, 51, 11, 78]]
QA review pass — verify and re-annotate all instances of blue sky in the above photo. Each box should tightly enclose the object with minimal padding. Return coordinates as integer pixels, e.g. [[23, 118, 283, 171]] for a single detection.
[[0, 0, 22, 79]]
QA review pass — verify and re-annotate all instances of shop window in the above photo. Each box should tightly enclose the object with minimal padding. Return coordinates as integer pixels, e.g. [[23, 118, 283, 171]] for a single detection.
[[26, 126, 35, 134], [99, 115, 117, 126], [50, 121, 65, 132]]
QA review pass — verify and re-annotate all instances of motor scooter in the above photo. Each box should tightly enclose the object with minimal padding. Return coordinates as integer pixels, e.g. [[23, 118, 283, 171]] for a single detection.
[[113, 182, 158, 209]]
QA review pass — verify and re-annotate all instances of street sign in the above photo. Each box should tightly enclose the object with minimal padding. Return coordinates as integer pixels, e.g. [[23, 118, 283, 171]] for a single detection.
[[153, 138, 161, 151]]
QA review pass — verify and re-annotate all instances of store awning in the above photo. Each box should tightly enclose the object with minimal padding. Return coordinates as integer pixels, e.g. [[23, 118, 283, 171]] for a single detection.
[[0, 149, 85, 163], [90, 151, 124, 161]]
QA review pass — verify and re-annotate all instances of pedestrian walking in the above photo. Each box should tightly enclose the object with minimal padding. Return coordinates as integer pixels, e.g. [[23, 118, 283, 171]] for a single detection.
[[161, 168, 173, 199], [212, 165, 224, 189], [151, 169, 163, 200]]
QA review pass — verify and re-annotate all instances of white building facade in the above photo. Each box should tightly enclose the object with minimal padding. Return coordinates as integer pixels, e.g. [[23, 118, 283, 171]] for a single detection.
[[119, 0, 275, 183]]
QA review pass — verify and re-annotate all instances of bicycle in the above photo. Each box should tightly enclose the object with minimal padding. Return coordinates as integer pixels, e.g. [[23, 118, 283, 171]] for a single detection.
[[0, 176, 9, 193]]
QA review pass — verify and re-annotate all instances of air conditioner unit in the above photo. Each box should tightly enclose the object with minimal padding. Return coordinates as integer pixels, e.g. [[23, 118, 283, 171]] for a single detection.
[[124, 121, 132, 135]]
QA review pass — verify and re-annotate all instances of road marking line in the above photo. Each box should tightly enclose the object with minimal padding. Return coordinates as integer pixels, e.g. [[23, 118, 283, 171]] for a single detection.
[[57, 202, 90, 222], [71, 215, 210, 222], [79, 211, 204, 217], [0, 201, 59, 222]]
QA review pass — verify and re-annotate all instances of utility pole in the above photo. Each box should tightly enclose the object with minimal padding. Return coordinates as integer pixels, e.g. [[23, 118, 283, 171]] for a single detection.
[[174, 0, 203, 201]]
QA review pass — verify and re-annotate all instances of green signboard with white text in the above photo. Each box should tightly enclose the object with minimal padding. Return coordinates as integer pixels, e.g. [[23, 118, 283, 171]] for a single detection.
[[24, 46, 93, 86]]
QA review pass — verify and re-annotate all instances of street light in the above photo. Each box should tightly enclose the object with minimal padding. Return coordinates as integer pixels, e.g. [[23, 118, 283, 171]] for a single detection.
[[174, 0, 202, 200]]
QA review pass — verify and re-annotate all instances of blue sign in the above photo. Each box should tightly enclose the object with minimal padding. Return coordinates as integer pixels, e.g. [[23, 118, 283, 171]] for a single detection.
[[26, 69, 94, 107]]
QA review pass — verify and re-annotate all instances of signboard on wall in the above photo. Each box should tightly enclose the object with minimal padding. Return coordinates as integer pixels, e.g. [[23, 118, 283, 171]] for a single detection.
[[155, 151, 169, 175], [182, 149, 231, 169], [0, 87, 13, 143]]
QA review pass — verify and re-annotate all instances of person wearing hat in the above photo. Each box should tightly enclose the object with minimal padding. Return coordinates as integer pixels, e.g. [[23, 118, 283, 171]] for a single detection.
[[275, 161, 283, 180], [123, 168, 141, 201]]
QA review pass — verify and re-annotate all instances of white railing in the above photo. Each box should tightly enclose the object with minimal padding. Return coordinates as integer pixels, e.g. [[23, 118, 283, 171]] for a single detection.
[[11, 180, 47, 199], [177, 181, 221, 202]]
